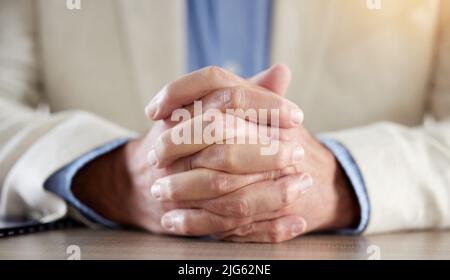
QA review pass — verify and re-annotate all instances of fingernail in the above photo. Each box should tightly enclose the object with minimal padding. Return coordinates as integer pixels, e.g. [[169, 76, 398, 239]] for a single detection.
[[151, 178, 170, 200], [161, 213, 182, 232], [147, 149, 158, 166], [291, 109, 304, 125], [299, 175, 313, 192], [150, 183, 162, 200], [291, 221, 304, 235], [161, 214, 175, 231], [145, 86, 166, 119], [292, 146, 304, 163], [145, 102, 157, 119]]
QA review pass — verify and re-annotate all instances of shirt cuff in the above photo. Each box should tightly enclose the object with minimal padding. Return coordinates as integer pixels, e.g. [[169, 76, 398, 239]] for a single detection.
[[319, 137, 370, 235], [44, 138, 129, 228]]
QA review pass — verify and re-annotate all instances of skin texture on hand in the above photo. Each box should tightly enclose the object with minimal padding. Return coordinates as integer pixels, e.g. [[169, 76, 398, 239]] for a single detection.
[[155, 125, 360, 242], [71, 136, 162, 232], [72, 65, 305, 234], [71, 118, 307, 234], [72, 65, 360, 243]]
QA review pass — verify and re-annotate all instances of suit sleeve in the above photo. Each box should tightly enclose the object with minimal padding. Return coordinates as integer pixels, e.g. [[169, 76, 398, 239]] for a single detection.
[[327, 121, 450, 234], [325, 0, 450, 235], [0, 0, 135, 223]]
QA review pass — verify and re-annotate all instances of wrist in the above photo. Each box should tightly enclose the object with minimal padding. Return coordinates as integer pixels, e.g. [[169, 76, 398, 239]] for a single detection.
[[71, 141, 133, 224], [306, 145, 361, 232], [332, 160, 361, 229]]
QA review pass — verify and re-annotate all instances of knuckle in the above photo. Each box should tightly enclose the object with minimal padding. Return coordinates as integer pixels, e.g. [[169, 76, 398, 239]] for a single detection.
[[194, 208, 233, 233], [279, 166, 297, 177], [181, 153, 194, 171], [202, 66, 228, 81], [264, 169, 282, 181], [230, 198, 251, 218], [209, 172, 229, 195], [239, 223, 255, 236], [218, 197, 251, 218], [227, 86, 244, 109], [211, 216, 233, 232], [276, 206, 294, 217], [219, 146, 238, 172]]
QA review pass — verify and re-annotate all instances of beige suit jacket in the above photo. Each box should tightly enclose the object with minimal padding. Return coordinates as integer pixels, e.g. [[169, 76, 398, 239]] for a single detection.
[[0, 0, 449, 234]]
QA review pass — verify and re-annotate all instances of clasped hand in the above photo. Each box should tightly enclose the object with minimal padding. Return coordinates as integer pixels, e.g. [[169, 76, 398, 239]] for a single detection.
[[72, 65, 359, 243]]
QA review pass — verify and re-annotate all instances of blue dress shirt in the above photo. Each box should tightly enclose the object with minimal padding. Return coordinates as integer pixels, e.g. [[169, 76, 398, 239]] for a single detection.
[[44, 139, 129, 228], [45, 0, 370, 234], [320, 138, 370, 234], [187, 0, 272, 77]]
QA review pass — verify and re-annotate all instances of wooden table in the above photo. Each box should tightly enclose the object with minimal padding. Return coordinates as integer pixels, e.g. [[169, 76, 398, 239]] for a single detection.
[[0, 229, 449, 260]]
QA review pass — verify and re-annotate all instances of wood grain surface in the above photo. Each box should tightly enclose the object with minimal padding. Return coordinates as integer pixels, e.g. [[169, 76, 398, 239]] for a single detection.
[[0, 229, 449, 260]]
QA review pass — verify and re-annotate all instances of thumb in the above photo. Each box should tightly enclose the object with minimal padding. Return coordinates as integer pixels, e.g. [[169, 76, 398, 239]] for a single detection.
[[249, 64, 292, 96]]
